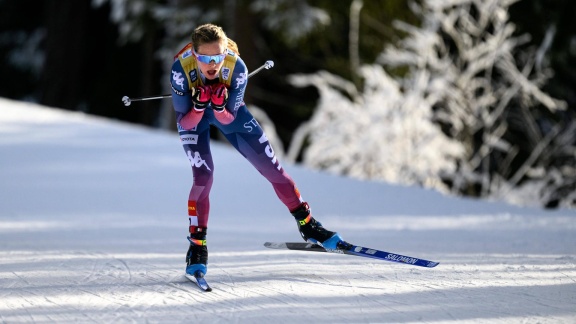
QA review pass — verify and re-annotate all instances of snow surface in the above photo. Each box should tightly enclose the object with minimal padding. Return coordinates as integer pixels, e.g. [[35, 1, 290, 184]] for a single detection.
[[1, 97, 575, 323]]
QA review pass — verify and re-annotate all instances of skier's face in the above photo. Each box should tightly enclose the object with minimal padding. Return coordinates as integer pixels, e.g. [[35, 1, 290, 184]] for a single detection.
[[195, 40, 226, 80]]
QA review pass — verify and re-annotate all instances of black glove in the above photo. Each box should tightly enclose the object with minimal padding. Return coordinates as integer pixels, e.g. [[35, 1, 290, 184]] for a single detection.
[[191, 85, 212, 111]]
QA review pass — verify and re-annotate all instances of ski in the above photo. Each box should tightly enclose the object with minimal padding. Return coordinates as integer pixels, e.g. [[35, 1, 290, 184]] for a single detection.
[[264, 242, 439, 268], [185, 271, 212, 292]]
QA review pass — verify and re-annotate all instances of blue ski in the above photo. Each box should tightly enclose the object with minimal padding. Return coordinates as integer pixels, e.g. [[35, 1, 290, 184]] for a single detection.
[[185, 271, 212, 292], [264, 242, 439, 268]]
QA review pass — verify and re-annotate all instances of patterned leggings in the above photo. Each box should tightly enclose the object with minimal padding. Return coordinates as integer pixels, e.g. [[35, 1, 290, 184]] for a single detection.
[[178, 105, 303, 229]]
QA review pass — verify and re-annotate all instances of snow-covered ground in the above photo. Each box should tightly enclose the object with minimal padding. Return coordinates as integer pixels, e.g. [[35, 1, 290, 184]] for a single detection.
[[1, 97, 575, 323]]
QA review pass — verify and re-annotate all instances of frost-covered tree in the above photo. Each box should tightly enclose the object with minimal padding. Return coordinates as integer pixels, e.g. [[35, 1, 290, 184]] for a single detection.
[[289, 68, 464, 190], [289, 0, 575, 208]]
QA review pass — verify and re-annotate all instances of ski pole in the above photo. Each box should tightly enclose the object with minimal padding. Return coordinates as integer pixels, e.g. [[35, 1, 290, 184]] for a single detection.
[[122, 60, 274, 106], [248, 60, 274, 78]]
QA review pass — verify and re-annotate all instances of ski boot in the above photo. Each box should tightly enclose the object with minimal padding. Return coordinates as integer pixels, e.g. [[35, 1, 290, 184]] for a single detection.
[[185, 226, 208, 276], [290, 202, 348, 250]]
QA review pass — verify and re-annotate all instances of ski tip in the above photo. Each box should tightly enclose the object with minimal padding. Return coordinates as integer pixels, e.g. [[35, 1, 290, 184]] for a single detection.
[[201, 284, 213, 292], [186, 273, 212, 292], [427, 261, 440, 268]]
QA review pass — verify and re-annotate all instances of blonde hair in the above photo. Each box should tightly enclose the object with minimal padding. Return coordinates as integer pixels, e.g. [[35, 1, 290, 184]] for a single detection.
[[192, 23, 240, 55]]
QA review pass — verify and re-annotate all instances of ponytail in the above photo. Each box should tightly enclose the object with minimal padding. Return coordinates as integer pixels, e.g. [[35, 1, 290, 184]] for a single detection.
[[226, 38, 240, 56]]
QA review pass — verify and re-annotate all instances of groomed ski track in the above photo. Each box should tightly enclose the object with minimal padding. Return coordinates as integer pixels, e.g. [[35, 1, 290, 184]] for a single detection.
[[1, 98, 575, 323]]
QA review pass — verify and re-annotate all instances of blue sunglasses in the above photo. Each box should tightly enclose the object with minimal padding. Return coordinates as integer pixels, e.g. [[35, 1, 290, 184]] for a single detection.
[[193, 48, 226, 64]]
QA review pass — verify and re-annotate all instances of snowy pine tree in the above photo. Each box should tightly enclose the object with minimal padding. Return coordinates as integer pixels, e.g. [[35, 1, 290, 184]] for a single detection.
[[289, 0, 574, 208], [289, 68, 464, 191]]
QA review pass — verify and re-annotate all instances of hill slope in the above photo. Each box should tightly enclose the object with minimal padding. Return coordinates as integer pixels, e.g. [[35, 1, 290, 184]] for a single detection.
[[1, 98, 574, 323]]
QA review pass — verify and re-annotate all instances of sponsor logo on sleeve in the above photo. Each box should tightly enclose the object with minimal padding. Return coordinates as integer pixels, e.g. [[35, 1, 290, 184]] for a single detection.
[[171, 85, 184, 96], [172, 70, 185, 90], [235, 72, 247, 89]]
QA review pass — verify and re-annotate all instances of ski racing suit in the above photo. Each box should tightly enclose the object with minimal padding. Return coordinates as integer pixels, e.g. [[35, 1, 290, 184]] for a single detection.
[[170, 43, 304, 232]]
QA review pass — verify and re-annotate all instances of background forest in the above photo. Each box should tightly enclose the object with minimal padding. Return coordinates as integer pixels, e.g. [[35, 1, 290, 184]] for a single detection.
[[1, 0, 575, 208]]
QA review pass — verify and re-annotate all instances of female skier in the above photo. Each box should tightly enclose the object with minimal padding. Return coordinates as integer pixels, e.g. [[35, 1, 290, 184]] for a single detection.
[[170, 24, 344, 276]]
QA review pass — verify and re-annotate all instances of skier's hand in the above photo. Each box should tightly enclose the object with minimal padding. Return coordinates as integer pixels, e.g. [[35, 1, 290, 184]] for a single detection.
[[210, 84, 228, 112], [191, 85, 212, 111]]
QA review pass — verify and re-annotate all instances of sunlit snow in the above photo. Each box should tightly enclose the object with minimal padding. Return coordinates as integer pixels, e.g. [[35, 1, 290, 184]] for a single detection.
[[1, 98, 575, 323]]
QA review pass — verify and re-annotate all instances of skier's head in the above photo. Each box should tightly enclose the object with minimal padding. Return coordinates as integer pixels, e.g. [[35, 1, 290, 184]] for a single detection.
[[191, 23, 239, 80], [192, 24, 227, 53]]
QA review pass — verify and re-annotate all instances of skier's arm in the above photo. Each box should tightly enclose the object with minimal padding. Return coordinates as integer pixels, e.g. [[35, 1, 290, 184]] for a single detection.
[[212, 57, 248, 125], [170, 61, 204, 130]]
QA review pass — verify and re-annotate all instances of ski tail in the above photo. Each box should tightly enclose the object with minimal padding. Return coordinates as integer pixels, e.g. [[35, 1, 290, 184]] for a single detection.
[[264, 241, 327, 252]]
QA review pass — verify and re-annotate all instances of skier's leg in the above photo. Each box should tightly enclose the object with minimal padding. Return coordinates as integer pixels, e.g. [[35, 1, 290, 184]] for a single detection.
[[217, 106, 344, 249], [217, 106, 302, 209], [178, 120, 213, 275]]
